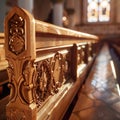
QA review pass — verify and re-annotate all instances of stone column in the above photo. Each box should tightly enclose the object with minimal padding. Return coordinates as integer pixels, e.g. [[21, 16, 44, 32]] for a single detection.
[[18, 0, 33, 14], [50, 0, 64, 26], [53, 2, 63, 26]]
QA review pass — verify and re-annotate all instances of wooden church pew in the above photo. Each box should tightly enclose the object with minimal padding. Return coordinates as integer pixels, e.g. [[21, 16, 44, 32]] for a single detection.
[[4, 7, 99, 120]]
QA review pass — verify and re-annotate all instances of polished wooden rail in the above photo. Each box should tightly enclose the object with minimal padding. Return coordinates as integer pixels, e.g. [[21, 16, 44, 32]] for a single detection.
[[4, 7, 99, 120]]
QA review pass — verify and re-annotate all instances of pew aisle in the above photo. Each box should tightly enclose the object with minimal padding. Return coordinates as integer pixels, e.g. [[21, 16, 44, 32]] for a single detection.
[[69, 44, 120, 120]]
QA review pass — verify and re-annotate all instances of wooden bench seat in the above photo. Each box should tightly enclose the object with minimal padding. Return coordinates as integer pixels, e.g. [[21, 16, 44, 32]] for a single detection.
[[4, 7, 99, 120]]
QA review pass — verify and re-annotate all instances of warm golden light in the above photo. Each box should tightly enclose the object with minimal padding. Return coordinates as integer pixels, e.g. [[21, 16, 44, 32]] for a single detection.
[[116, 84, 120, 96], [62, 16, 67, 21], [110, 60, 116, 79], [110, 60, 120, 96]]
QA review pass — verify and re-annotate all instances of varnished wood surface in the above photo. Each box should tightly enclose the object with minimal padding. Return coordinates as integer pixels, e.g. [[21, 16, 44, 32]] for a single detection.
[[35, 20, 99, 48], [35, 20, 98, 40]]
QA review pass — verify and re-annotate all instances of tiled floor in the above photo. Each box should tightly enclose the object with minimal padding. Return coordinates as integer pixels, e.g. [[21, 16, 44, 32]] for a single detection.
[[69, 44, 120, 120]]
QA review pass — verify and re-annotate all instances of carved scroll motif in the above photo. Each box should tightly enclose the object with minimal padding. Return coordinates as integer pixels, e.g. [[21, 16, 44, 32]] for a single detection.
[[20, 60, 37, 104], [7, 62, 16, 102], [6, 58, 36, 105], [8, 14, 25, 55]]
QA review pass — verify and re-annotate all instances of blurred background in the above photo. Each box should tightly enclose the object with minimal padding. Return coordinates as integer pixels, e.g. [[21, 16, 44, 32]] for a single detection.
[[0, 0, 120, 42]]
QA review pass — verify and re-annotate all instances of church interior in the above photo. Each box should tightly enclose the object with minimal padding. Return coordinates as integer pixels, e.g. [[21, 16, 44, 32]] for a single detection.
[[0, 0, 120, 120]]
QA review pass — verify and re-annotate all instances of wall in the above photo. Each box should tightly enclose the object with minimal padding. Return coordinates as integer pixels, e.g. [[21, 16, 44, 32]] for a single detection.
[[72, 0, 120, 40], [33, 0, 51, 21], [116, 0, 120, 23], [0, 0, 18, 32]]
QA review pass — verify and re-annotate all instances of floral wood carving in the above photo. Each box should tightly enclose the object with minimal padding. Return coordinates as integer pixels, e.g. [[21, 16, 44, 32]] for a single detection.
[[6, 58, 37, 104], [8, 14, 25, 55], [34, 52, 70, 107], [51, 52, 64, 90], [35, 60, 51, 106]]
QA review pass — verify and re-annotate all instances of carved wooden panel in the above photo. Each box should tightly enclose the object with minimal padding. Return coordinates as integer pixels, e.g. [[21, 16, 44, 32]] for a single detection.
[[8, 14, 25, 55], [35, 51, 70, 107], [35, 60, 51, 106]]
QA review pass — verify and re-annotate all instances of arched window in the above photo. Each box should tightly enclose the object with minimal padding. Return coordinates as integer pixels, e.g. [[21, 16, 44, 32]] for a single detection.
[[87, 0, 111, 22]]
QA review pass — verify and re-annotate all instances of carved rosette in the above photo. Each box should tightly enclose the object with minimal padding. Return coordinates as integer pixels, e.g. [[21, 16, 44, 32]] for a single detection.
[[8, 14, 25, 55]]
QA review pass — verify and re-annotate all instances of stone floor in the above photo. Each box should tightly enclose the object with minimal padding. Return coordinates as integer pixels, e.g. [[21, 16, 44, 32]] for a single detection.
[[69, 44, 120, 120]]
